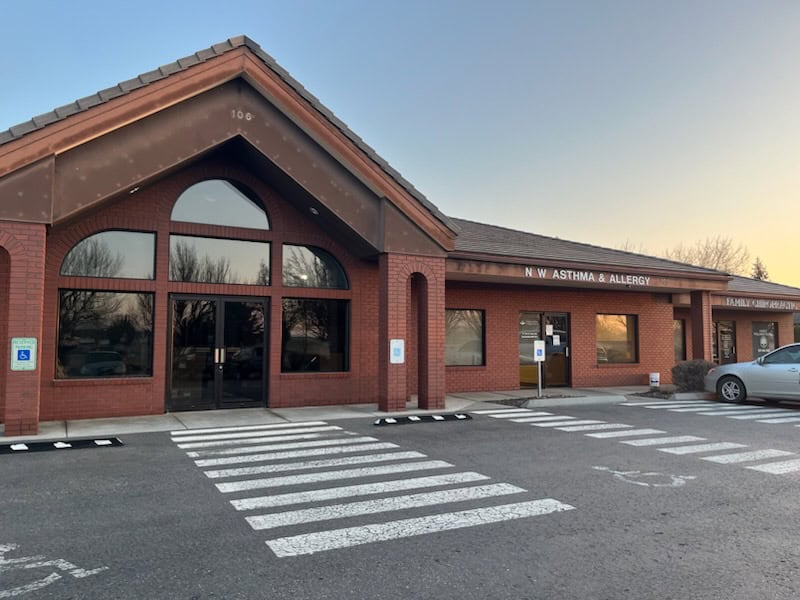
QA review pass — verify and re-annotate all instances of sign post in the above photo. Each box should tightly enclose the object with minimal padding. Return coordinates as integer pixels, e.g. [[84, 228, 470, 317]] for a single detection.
[[533, 340, 546, 399]]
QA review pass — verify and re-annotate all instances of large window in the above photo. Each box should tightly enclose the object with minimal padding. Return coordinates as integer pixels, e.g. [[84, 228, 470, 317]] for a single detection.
[[673, 319, 686, 362], [282, 299, 349, 372], [596, 314, 638, 364], [57, 291, 154, 378], [171, 179, 269, 230], [282, 245, 348, 289], [169, 235, 270, 285], [446, 309, 485, 366], [61, 231, 155, 279]]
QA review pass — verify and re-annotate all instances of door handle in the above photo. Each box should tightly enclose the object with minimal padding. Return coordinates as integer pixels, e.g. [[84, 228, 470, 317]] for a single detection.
[[214, 348, 220, 363], [220, 348, 226, 363]]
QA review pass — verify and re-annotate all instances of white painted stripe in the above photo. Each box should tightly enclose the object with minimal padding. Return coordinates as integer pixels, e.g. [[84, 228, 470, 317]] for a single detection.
[[205, 451, 427, 479], [531, 420, 604, 428], [696, 408, 761, 415], [491, 411, 553, 419], [727, 411, 794, 420], [620, 435, 706, 446], [643, 403, 714, 409], [176, 427, 343, 448], [668, 406, 725, 412], [170, 421, 326, 436], [216, 460, 452, 493], [266, 498, 575, 557], [247, 483, 526, 530], [471, 408, 543, 415], [621, 400, 707, 406], [747, 459, 800, 474], [659, 442, 747, 455], [230, 472, 491, 511], [173, 425, 343, 443], [758, 417, 800, 424], [511, 415, 575, 423], [195, 442, 399, 467], [702, 449, 794, 464], [187, 436, 379, 458], [586, 428, 666, 439], [555, 423, 632, 432]]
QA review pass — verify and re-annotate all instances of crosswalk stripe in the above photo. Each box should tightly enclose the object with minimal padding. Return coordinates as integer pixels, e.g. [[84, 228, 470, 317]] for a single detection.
[[229, 472, 491, 511], [555, 423, 632, 432], [204, 451, 427, 479], [216, 460, 453, 493], [186, 436, 380, 458], [696, 408, 769, 416], [620, 401, 707, 407], [175, 427, 343, 448], [701, 449, 794, 464], [620, 435, 706, 447], [659, 442, 747, 455], [170, 421, 326, 436], [490, 411, 552, 419], [585, 428, 666, 439], [511, 415, 575, 423], [195, 442, 399, 467], [758, 417, 800, 424], [246, 483, 527, 531], [643, 403, 714, 409], [265, 498, 575, 557], [747, 459, 800, 474], [531, 420, 604, 428], [172, 425, 343, 443], [471, 408, 538, 415], [727, 411, 795, 420], [669, 406, 727, 412]]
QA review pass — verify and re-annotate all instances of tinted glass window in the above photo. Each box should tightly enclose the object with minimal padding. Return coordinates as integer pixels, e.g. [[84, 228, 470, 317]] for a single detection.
[[282, 299, 349, 372], [764, 346, 800, 364], [282, 245, 348, 289], [674, 319, 686, 362], [57, 291, 154, 378], [170, 235, 270, 285], [172, 180, 269, 230], [61, 231, 155, 279], [446, 309, 485, 366], [596, 314, 638, 364]]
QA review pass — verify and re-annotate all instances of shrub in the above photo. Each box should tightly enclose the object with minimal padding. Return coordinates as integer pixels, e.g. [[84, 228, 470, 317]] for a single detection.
[[671, 360, 716, 392]]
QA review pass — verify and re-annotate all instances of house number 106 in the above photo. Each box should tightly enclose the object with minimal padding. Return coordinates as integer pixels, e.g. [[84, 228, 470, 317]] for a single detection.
[[231, 109, 254, 121]]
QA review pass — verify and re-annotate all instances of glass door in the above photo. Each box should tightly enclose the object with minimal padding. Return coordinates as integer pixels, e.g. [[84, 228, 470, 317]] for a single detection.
[[169, 296, 268, 411], [544, 313, 570, 387], [519, 312, 542, 387], [713, 320, 737, 365]]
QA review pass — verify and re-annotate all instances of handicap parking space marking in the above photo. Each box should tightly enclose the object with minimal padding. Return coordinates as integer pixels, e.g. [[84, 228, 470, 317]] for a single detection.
[[0, 543, 107, 598], [592, 466, 696, 488]]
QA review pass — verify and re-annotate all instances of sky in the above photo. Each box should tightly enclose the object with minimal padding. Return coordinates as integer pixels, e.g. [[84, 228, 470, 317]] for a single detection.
[[2, 0, 799, 286]]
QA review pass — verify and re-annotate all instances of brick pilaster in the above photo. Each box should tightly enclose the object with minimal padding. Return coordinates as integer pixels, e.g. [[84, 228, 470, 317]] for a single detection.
[[690, 290, 713, 362]]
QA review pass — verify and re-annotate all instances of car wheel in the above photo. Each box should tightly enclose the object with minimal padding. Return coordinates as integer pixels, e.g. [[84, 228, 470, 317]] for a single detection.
[[717, 376, 746, 403]]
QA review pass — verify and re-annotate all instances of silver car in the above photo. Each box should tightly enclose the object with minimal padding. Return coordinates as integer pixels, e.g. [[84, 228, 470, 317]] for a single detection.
[[705, 343, 800, 402]]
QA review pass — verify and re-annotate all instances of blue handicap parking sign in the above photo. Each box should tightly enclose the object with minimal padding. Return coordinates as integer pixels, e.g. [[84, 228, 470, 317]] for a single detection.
[[17, 350, 31, 361]]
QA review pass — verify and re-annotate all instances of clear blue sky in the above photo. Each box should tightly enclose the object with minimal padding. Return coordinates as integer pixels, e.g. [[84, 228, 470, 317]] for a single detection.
[[2, 0, 799, 285]]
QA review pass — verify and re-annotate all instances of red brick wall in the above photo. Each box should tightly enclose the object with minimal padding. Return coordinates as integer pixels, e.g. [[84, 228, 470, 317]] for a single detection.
[[444, 282, 676, 391], [0, 222, 46, 434], [0, 247, 9, 422], [38, 156, 381, 420]]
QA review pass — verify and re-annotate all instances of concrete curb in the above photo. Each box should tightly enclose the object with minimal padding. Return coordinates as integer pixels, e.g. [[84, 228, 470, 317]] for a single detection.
[[522, 395, 628, 408]]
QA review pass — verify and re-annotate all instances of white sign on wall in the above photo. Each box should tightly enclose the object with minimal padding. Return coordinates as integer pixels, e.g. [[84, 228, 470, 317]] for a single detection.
[[10, 338, 37, 371], [390, 339, 405, 364]]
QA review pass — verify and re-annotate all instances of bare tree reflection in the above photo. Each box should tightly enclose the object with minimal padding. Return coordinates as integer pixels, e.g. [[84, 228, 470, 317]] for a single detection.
[[283, 246, 346, 288], [61, 237, 123, 277]]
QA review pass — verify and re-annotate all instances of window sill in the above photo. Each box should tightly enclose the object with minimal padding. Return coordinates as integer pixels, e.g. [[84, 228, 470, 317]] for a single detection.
[[595, 363, 640, 369], [280, 371, 351, 378], [53, 377, 153, 387]]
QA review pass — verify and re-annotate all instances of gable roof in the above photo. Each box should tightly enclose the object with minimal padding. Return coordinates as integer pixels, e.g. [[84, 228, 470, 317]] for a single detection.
[[450, 217, 729, 277], [0, 35, 457, 236], [727, 275, 800, 297]]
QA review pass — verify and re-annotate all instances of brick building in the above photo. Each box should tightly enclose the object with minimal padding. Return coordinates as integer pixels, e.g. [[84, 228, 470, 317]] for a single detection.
[[1, 37, 798, 436]]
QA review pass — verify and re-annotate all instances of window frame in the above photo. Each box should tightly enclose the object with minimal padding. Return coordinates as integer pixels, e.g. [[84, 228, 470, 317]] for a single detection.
[[280, 297, 351, 373], [445, 308, 486, 367], [170, 178, 270, 231], [281, 244, 349, 290], [596, 313, 639, 365], [60, 229, 156, 281]]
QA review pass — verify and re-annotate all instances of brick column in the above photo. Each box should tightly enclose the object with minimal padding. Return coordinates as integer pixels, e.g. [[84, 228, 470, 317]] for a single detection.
[[378, 253, 445, 412], [0, 223, 47, 436], [690, 290, 713, 361]]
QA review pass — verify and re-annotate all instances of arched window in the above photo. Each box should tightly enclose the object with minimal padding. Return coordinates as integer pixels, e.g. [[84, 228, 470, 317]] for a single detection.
[[171, 180, 269, 230], [61, 231, 155, 279], [282, 245, 348, 289]]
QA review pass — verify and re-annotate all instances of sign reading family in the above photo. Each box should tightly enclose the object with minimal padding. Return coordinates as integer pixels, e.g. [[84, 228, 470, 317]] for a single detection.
[[724, 297, 798, 311], [524, 267, 652, 287]]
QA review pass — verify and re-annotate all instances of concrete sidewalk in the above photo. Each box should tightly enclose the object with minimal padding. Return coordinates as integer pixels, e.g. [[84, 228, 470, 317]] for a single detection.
[[0, 386, 650, 443]]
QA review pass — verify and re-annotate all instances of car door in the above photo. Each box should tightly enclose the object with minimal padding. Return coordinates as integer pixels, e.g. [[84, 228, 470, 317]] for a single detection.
[[757, 347, 800, 399]]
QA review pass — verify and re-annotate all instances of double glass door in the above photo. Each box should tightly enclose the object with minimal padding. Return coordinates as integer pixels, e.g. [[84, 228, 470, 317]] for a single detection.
[[169, 296, 268, 411], [519, 312, 571, 387]]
